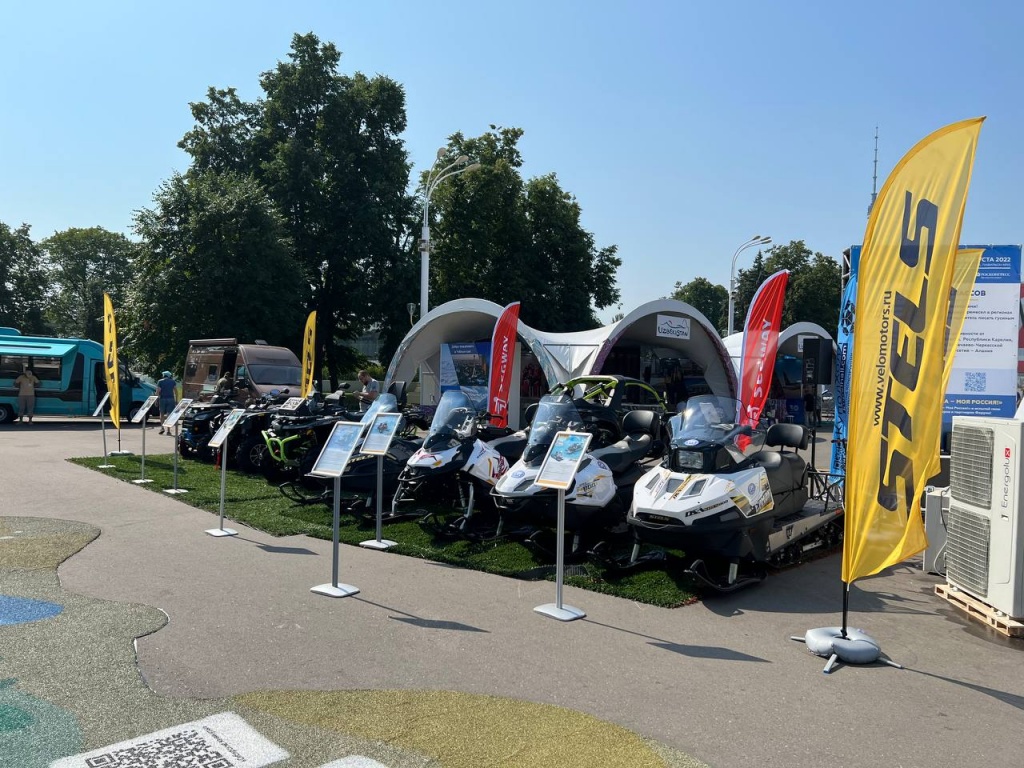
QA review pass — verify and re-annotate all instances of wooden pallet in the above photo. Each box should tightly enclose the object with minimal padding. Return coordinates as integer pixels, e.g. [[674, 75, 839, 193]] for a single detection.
[[935, 584, 1024, 638]]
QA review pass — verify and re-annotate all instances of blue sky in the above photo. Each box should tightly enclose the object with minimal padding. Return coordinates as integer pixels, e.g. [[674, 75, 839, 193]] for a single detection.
[[2, 1, 1022, 322]]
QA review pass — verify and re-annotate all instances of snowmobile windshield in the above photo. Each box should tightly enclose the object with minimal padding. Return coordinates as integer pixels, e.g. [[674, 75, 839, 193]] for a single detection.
[[423, 390, 477, 449], [669, 395, 766, 458], [523, 395, 586, 464], [360, 393, 398, 425]]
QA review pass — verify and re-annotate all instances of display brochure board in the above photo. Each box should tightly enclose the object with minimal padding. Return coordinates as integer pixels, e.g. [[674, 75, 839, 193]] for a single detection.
[[360, 412, 402, 456], [91, 391, 111, 417], [278, 397, 306, 412], [162, 398, 193, 429], [208, 408, 247, 449], [309, 421, 363, 478], [535, 431, 592, 490], [130, 395, 159, 424]]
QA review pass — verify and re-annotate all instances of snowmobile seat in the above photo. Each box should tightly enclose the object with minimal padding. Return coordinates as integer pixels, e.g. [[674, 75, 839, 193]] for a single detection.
[[751, 423, 808, 497], [387, 380, 408, 407], [590, 409, 657, 473]]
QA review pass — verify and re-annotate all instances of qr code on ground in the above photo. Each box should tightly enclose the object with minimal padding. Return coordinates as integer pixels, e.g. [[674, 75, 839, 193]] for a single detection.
[[52, 712, 288, 768], [85, 729, 232, 768], [964, 371, 986, 393]]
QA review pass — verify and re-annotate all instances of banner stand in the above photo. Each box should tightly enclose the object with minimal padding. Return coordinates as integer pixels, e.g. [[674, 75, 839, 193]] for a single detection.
[[95, 392, 115, 468], [360, 455, 398, 550], [312, 475, 360, 598], [164, 423, 188, 495], [534, 487, 586, 621], [162, 399, 193, 495], [205, 409, 245, 537]]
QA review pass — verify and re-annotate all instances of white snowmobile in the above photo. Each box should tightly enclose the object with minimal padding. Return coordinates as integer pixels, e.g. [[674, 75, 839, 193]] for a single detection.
[[627, 394, 843, 591], [491, 393, 660, 556], [391, 389, 526, 531]]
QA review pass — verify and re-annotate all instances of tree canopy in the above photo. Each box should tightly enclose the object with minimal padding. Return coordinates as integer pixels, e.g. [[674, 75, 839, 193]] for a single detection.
[[426, 126, 620, 331], [0, 222, 47, 334], [669, 276, 729, 332]]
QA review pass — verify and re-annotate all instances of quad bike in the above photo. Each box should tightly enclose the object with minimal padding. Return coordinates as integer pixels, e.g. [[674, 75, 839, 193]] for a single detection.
[[390, 389, 527, 533], [625, 394, 844, 591], [490, 393, 660, 559]]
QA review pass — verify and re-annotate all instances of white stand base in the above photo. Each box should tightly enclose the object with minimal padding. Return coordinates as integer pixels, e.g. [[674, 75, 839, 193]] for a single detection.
[[98, 464, 116, 469], [311, 583, 360, 598], [110, 450, 134, 456], [359, 538, 398, 550], [164, 488, 189, 495], [534, 603, 586, 621], [205, 528, 238, 537], [132, 478, 154, 484]]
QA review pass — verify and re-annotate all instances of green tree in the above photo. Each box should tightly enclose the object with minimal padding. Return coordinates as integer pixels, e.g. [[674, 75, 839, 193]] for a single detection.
[[40, 227, 138, 340], [0, 222, 48, 334], [125, 170, 305, 373], [732, 240, 841, 337], [178, 33, 415, 384], [428, 126, 620, 331], [670, 276, 729, 332]]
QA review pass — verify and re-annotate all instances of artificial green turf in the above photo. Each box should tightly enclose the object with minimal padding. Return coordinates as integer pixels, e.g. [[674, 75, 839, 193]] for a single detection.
[[69, 453, 701, 608]]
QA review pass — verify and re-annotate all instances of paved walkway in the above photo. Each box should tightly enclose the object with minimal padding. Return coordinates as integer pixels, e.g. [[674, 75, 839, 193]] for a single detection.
[[2, 418, 1023, 767]]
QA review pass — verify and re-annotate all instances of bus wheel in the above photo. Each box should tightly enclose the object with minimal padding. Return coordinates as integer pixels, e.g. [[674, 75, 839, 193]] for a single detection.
[[0, 404, 14, 424]]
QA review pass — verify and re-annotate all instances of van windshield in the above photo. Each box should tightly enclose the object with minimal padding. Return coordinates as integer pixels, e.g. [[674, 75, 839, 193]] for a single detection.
[[246, 364, 302, 386]]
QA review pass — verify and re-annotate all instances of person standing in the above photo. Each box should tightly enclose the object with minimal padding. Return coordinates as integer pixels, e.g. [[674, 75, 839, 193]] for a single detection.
[[156, 371, 177, 434], [14, 367, 40, 423], [355, 369, 379, 413]]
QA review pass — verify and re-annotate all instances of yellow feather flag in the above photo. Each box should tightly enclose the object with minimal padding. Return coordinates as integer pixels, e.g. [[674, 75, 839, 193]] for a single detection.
[[102, 292, 121, 428], [301, 310, 317, 398], [842, 118, 983, 584]]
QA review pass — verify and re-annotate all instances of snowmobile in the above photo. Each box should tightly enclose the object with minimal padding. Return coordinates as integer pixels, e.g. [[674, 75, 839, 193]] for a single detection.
[[390, 389, 527, 532], [490, 393, 660, 557], [270, 393, 421, 511], [626, 394, 844, 591]]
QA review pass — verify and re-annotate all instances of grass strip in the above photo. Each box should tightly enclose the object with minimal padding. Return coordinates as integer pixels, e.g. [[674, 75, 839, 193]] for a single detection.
[[69, 453, 700, 608]]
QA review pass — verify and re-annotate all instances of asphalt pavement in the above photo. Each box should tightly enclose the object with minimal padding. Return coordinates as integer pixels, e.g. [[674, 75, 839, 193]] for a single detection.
[[2, 417, 1023, 767]]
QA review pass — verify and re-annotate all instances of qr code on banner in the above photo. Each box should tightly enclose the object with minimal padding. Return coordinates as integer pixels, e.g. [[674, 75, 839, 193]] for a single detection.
[[85, 729, 233, 768], [965, 371, 987, 393]]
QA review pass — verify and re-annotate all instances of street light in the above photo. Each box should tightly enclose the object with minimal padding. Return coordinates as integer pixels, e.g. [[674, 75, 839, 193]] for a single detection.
[[419, 147, 481, 318], [727, 234, 772, 336]]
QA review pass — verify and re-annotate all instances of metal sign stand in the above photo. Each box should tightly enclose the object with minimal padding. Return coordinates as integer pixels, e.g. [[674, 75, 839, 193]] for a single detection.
[[360, 454, 398, 550], [164, 423, 188, 495], [533, 430, 591, 622], [311, 475, 360, 598], [207, 431, 238, 537], [132, 423, 152, 484], [534, 487, 586, 622]]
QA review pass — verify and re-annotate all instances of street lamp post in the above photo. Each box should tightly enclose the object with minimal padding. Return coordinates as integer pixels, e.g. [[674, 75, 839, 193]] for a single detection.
[[727, 234, 772, 336], [419, 148, 481, 319]]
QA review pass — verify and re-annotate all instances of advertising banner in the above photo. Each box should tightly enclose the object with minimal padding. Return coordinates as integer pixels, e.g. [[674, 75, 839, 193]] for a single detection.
[[843, 117, 983, 585], [301, 310, 316, 398], [942, 244, 1021, 421], [487, 302, 521, 429], [829, 274, 857, 478], [102, 293, 120, 428], [738, 270, 789, 430], [439, 341, 490, 409]]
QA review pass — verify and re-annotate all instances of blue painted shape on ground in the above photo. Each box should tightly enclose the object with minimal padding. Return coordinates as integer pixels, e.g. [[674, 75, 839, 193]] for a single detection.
[[0, 595, 63, 626], [0, 679, 82, 767]]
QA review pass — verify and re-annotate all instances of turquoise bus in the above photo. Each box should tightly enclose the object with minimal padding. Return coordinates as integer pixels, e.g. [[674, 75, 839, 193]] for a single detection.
[[0, 328, 156, 424]]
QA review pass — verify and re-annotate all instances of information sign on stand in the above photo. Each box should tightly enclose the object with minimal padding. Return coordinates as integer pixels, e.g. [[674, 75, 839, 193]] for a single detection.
[[130, 396, 159, 484], [534, 431, 592, 622], [359, 412, 403, 551], [93, 392, 115, 468], [162, 398, 193, 495], [206, 408, 246, 537], [310, 422, 364, 598]]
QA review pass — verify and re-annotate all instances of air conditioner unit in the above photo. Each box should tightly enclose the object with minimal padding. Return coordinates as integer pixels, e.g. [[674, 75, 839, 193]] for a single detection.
[[946, 416, 1024, 618]]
